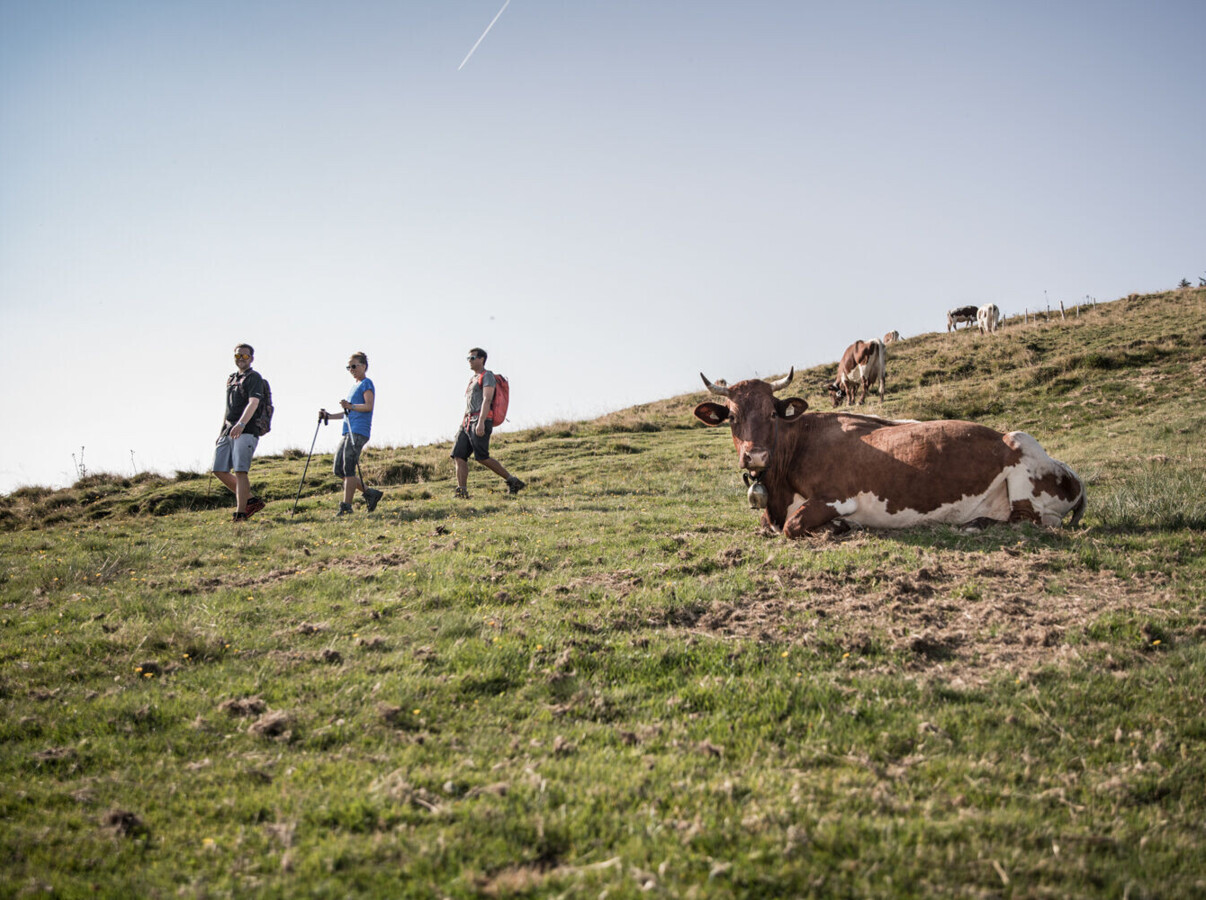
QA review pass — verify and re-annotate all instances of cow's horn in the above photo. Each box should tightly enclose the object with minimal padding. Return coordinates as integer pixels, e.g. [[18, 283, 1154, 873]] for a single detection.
[[768, 368, 795, 392], [700, 373, 730, 397]]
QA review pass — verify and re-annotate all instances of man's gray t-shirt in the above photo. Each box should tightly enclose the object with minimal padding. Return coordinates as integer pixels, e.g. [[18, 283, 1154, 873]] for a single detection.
[[464, 371, 496, 421]]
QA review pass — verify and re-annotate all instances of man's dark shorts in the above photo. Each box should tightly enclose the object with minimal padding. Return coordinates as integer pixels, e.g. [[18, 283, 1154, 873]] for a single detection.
[[334, 432, 369, 477], [451, 420, 492, 461]]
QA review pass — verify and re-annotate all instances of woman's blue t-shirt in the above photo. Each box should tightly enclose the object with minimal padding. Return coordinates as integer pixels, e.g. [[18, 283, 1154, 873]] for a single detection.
[[345, 377, 374, 438]]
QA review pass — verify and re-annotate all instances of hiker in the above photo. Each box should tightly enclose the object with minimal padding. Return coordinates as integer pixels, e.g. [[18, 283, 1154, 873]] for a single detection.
[[213, 343, 268, 521], [320, 351, 383, 517], [452, 347, 524, 498]]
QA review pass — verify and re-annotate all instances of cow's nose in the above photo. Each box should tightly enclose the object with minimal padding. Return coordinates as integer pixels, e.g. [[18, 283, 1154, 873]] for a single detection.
[[740, 448, 769, 471]]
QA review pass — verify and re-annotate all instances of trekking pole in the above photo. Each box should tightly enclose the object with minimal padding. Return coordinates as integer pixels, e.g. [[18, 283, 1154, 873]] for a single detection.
[[345, 403, 371, 495], [355, 447, 369, 494], [291, 412, 327, 518]]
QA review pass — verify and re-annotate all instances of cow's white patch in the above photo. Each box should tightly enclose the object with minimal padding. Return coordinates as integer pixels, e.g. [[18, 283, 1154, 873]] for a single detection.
[[827, 497, 858, 516], [827, 477, 1010, 528]]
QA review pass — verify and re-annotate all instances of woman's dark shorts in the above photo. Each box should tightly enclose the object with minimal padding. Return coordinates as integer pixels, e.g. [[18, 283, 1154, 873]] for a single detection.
[[334, 432, 369, 477], [451, 420, 492, 461]]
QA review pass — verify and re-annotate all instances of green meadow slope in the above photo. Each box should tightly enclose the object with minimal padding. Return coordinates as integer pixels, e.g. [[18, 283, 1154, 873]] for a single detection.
[[2, 288, 1205, 898]]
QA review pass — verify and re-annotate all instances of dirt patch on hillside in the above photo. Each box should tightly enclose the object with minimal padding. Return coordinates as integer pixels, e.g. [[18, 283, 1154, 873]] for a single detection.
[[674, 542, 1180, 685]]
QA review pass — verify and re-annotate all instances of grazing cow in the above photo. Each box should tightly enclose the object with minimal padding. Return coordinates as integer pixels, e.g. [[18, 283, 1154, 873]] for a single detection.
[[977, 303, 1001, 334], [694, 370, 1085, 538], [883, 330, 901, 344], [947, 306, 979, 331], [827, 339, 886, 406]]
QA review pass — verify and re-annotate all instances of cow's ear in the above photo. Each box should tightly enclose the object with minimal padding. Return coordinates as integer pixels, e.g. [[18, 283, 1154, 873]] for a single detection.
[[775, 397, 809, 420], [694, 402, 730, 426]]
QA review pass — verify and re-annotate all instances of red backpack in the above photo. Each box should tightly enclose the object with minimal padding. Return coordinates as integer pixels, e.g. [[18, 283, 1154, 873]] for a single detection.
[[483, 373, 509, 426]]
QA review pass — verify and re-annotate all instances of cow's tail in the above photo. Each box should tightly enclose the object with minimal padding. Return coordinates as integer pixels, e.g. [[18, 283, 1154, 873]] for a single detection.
[[1067, 466, 1087, 527]]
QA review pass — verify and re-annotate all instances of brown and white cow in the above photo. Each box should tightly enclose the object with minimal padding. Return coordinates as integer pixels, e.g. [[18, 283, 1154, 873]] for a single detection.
[[826, 339, 886, 406], [977, 303, 1001, 334], [947, 305, 979, 331], [694, 370, 1085, 538], [883, 330, 901, 344]]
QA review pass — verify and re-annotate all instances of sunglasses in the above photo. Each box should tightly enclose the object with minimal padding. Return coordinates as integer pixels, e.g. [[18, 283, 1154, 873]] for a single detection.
[[234, 353, 251, 361], [346, 363, 362, 370], [467, 355, 480, 361]]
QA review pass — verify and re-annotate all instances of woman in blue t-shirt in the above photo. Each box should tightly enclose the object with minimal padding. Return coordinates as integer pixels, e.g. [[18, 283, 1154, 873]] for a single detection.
[[320, 352, 383, 516]]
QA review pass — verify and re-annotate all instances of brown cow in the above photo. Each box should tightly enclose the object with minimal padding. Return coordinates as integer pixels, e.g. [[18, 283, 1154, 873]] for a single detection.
[[694, 370, 1085, 538], [827, 339, 886, 406]]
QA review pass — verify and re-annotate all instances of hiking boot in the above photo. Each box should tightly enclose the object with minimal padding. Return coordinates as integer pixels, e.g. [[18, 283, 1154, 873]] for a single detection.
[[506, 477, 526, 495], [335, 502, 354, 517], [364, 488, 383, 512], [232, 511, 249, 522], [453, 486, 469, 499], [244, 497, 266, 518]]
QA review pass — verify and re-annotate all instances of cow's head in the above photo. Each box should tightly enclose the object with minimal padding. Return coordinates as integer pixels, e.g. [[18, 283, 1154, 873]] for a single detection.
[[825, 379, 845, 407], [694, 369, 807, 474]]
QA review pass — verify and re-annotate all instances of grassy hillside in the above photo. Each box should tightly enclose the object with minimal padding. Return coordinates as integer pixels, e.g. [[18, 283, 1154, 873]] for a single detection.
[[2, 288, 1204, 898]]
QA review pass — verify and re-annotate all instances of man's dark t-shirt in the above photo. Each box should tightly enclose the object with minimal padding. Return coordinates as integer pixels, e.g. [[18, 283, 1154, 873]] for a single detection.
[[225, 370, 266, 434]]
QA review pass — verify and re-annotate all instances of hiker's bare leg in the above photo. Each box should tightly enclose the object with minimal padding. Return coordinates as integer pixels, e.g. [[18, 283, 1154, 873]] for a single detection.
[[478, 458, 512, 482], [214, 470, 250, 512], [233, 472, 252, 513], [213, 471, 237, 495]]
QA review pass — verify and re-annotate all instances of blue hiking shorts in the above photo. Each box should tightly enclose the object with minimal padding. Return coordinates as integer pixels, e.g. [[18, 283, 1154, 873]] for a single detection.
[[213, 432, 259, 474]]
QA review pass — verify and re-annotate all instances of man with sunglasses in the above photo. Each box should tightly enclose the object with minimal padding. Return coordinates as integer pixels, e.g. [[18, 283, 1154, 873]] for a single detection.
[[451, 347, 524, 498], [320, 351, 383, 516], [213, 343, 268, 521]]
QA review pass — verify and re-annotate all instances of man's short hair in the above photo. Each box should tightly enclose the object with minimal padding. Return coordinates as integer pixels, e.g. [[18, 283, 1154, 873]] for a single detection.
[[236, 343, 255, 356], [469, 347, 487, 362]]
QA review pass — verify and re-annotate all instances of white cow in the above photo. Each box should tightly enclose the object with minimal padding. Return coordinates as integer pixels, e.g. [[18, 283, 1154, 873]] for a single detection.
[[977, 303, 1001, 335]]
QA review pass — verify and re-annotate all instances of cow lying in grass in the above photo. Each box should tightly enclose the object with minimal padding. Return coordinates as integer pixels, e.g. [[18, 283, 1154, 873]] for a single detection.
[[695, 369, 1085, 538]]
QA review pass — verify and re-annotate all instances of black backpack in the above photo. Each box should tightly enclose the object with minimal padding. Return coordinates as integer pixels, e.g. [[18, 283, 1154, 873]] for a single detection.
[[252, 379, 274, 436], [229, 372, 274, 436]]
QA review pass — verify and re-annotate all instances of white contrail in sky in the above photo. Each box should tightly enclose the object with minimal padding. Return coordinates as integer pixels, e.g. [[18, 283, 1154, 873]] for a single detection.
[[458, 0, 512, 71]]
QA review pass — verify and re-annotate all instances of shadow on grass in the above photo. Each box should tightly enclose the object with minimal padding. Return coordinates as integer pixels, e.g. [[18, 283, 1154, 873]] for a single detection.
[[850, 522, 1084, 553]]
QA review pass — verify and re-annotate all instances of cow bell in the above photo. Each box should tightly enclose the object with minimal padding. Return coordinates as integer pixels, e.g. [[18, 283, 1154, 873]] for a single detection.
[[743, 472, 769, 509]]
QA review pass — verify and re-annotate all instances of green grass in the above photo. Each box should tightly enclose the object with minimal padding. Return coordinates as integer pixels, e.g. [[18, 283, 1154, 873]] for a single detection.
[[2, 288, 1205, 897]]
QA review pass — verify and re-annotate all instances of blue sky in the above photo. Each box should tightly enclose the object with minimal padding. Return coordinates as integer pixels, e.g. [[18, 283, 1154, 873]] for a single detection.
[[2, 0, 1203, 493]]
